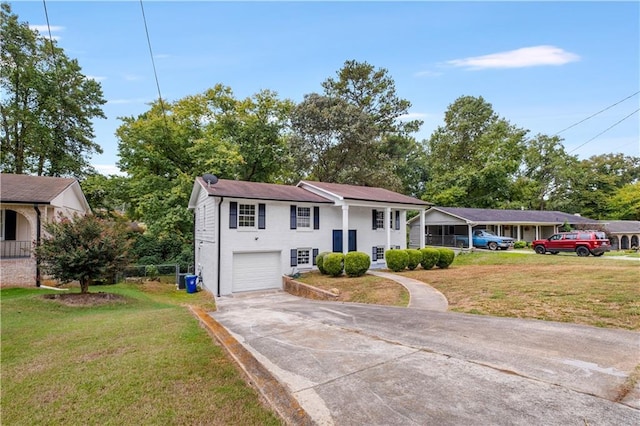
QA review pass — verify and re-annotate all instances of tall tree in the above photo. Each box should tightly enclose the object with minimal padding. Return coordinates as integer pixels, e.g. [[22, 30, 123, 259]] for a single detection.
[[424, 96, 527, 207], [511, 134, 579, 211], [0, 3, 106, 177], [289, 60, 422, 189]]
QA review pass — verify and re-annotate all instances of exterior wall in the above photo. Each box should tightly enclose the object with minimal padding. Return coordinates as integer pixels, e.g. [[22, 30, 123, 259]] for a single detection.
[[0, 258, 35, 287], [193, 196, 410, 296]]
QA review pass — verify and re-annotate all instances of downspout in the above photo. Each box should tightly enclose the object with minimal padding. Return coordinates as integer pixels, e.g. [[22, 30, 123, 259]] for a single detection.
[[34, 204, 41, 287], [217, 197, 223, 297]]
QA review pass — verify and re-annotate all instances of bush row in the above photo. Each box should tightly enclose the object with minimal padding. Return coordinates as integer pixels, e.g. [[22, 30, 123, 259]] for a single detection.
[[315, 251, 371, 277], [315, 247, 456, 276], [386, 247, 455, 272]]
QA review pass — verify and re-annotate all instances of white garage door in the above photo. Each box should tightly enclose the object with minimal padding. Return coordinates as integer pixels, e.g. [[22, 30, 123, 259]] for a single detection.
[[232, 251, 282, 293]]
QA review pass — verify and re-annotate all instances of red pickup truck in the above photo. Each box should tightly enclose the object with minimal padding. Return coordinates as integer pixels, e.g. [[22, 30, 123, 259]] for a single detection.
[[532, 230, 610, 257]]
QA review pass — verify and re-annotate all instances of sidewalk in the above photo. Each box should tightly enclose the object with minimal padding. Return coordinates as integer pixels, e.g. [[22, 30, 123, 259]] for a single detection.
[[367, 270, 449, 311]]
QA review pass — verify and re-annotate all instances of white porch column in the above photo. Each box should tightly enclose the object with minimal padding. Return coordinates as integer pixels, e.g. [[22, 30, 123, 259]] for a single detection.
[[386, 207, 391, 251], [419, 209, 426, 248], [517, 225, 521, 241], [467, 225, 473, 249], [341, 205, 349, 254]]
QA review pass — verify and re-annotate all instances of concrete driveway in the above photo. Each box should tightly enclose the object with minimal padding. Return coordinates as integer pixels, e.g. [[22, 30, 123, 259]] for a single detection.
[[210, 292, 639, 425]]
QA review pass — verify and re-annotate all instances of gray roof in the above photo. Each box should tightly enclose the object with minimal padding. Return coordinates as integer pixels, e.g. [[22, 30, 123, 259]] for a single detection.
[[196, 177, 332, 203], [0, 173, 77, 204], [299, 180, 430, 206], [429, 207, 599, 225], [600, 220, 640, 234]]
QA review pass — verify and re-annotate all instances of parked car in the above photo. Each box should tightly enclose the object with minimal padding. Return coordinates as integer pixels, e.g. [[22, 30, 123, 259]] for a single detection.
[[456, 229, 515, 251], [532, 230, 610, 257]]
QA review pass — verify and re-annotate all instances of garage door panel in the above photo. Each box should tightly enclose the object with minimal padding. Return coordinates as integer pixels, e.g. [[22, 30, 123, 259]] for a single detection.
[[232, 251, 281, 292]]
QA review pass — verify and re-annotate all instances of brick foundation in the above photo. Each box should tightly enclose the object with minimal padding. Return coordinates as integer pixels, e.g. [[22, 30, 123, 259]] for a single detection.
[[0, 258, 37, 288]]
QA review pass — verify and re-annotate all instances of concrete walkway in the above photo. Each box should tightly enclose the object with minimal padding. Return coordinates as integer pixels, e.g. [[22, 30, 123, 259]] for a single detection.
[[368, 270, 449, 311]]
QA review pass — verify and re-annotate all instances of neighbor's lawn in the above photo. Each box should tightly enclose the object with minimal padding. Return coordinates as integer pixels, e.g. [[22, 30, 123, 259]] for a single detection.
[[402, 251, 640, 330], [0, 282, 281, 425]]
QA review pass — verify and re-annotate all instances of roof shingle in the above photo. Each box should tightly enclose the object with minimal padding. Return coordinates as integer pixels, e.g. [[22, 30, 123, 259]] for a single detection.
[[0, 173, 77, 204], [299, 180, 430, 206], [197, 177, 332, 203]]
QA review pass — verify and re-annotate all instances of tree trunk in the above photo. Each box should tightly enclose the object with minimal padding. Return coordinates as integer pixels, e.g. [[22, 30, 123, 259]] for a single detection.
[[80, 277, 89, 294]]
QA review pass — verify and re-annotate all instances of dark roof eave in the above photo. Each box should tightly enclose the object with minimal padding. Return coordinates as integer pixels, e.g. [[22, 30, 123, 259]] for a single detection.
[[1, 200, 52, 205], [207, 193, 333, 204]]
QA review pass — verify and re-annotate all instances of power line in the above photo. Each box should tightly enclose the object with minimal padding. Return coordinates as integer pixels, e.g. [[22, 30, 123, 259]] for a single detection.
[[568, 107, 640, 154], [554, 91, 639, 136]]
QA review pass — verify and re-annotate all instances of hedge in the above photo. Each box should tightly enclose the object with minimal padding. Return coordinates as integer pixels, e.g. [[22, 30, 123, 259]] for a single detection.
[[436, 247, 455, 269], [420, 247, 440, 270], [316, 251, 331, 274], [385, 249, 408, 272], [405, 249, 422, 271], [323, 252, 345, 277], [344, 252, 370, 277]]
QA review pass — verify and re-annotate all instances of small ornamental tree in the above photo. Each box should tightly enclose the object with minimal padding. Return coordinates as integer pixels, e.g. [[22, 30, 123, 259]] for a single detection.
[[420, 247, 440, 270], [436, 248, 455, 269], [35, 214, 130, 293], [404, 249, 422, 270], [385, 249, 408, 272], [344, 251, 370, 277]]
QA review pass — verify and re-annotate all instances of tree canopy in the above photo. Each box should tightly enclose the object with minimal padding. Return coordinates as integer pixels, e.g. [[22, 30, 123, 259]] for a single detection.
[[0, 3, 106, 178]]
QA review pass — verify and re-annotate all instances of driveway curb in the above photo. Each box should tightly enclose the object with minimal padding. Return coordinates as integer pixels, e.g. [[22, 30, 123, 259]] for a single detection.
[[189, 305, 314, 426]]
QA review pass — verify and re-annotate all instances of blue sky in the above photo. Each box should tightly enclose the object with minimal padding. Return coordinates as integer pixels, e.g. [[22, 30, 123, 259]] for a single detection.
[[10, 1, 640, 175]]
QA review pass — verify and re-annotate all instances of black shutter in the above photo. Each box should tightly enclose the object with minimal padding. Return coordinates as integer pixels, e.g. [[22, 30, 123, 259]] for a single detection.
[[313, 206, 320, 229], [372, 209, 377, 230], [290, 249, 298, 266], [290, 205, 297, 229], [258, 203, 266, 229], [372, 246, 377, 261], [312, 248, 319, 265], [229, 202, 237, 229], [395, 211, 400, 230]]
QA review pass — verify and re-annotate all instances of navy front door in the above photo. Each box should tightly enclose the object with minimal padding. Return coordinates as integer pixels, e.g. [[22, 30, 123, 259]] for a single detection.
[[333, 230, 357, 252]]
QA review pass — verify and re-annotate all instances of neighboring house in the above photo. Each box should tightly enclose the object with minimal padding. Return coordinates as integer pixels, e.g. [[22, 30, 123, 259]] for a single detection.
[[188, 177, 430, 296], [408, 207, 601, 249], [600, 220, 640, 250], [0, 173, 91, 287]]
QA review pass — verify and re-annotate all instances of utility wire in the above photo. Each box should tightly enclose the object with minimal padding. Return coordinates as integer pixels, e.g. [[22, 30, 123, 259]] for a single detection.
[[567, 108, 640, 154], [139, 0, 170, 128], [554, 91, 639, 136]]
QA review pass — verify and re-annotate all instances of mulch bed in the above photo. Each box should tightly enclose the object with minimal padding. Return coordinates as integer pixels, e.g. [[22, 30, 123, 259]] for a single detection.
[[42, 292, 127, 306]]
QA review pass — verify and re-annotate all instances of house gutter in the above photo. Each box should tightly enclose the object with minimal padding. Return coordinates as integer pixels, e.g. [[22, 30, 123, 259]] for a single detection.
[[217, 197, 223, 297], [33, 204, 41, 287]]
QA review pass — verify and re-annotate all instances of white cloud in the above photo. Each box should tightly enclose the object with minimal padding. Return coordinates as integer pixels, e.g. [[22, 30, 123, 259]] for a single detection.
[[447, 45, 580, 70], [154, 53, 170, 59], [107, 97, 149, 105], [87, 75, 107, 82], [398, 112, 430, 121], [30, 24, 64, 33], [93, 164, 126, 176]]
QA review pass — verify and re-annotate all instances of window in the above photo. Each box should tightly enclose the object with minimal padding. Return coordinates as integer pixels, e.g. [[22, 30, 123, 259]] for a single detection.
[[238, 204, 255, 228], [297, 248, 311, 266], [297, 207, 311, 228], [376, 246, 385, 260], [375, 210, 385, 229]]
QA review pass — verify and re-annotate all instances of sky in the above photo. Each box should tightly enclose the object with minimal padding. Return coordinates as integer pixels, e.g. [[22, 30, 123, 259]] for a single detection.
[[8, 1, 640, 176]]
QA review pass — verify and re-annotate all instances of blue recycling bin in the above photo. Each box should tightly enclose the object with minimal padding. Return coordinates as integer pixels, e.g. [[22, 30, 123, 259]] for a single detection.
[[185, 274, 197, 293]]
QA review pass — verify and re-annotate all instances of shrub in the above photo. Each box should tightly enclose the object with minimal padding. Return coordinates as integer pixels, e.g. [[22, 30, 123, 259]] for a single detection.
[[436, 248, 455, 269], [385, 249, 408, 272], [323, 253, 345, 277], [514, 240, 527, 249], [316, 251, 331, 274], [420, 247, 440, 270], [405, 249, 422, 270], [145, 265, 159, 280], [344, 252, 370, 277]]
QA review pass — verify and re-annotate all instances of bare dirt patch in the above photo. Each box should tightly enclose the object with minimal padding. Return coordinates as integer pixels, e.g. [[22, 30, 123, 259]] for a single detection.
[[42, 292, 128, 307]]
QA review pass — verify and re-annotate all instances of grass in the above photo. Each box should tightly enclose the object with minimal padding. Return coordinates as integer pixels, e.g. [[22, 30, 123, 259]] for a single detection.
[[296, 271, 409, 307], [401, 251, 640, 330], [1, 282, 281, 426]]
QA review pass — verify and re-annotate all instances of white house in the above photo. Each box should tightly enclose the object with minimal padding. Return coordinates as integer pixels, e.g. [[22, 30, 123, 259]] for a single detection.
[[0, 173, 91, 287], [188, 177, 430, 296]]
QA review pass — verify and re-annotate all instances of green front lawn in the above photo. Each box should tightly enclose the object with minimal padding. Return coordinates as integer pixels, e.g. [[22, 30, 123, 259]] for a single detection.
[[1, 282, 281, 425]]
